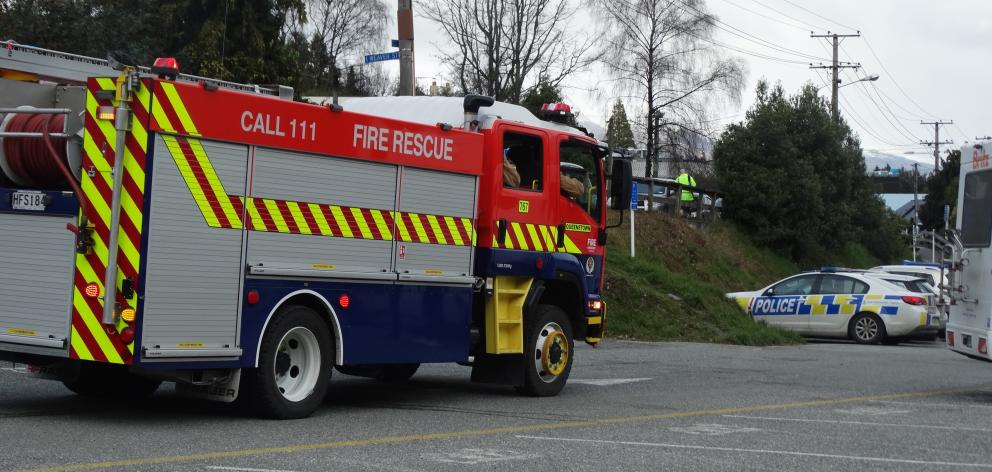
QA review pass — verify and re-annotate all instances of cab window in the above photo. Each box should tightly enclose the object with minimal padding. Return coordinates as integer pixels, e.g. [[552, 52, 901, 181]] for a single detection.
[[502, 132, 544, 191], [771, 275, 817, 296], [961, 169, 992, 248], [818, 275, 869, 294], [559, 141, 602, 222]]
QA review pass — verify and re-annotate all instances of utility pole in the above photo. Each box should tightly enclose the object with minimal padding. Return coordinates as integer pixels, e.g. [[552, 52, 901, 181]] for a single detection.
[[912, 163, 919, 261], [397, 0, 415, 96], [810, 31, 861, 122], [920, 120, 953, 172], [977, 136, 992, 141]]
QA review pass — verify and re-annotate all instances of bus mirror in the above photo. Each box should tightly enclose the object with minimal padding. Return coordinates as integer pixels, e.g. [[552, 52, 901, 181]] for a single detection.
[[610, 159, 632, 210]]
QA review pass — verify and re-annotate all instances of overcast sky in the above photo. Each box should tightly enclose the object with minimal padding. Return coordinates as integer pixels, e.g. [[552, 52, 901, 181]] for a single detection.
[[374, 0, 989, 159]]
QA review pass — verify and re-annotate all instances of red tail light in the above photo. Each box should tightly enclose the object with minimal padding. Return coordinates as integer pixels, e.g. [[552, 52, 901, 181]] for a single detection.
[[246, 290, 260, 305], [338, 294, 350, 309], [119, 327, 135, 345], [83, 283, 100, 298], [980, 338, 988, 354], [901, 295, 927, 306], [947, 331, 955, 346]]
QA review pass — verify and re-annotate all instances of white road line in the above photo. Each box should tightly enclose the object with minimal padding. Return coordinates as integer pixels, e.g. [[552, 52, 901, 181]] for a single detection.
[[513, 435, 992, 469], [206, 467, 301, 472], [723, 414, 992, 432], [568, 378, 651, 386], [871, 399, 992, 410]]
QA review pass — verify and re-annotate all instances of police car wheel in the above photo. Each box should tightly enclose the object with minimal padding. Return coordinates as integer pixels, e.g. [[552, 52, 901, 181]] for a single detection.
[[243, 305, 333, 419], [516, 304, 574, 397], [849, 313, 886, 345]]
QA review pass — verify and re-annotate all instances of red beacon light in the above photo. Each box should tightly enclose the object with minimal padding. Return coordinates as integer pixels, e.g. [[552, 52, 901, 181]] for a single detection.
[[538, 103, 574, 124], [152, 57, 180, 80]]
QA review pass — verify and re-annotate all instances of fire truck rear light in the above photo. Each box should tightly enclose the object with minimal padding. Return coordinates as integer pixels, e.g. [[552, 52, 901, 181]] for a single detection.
[[83, 283, 100, 298], [980, 337, 988, 354], [96, 106, 115, 120], [120, 308, 136, 323], [535, 257, 544, 270], [338, 294, 350, 309], [119, 326, 135, 345], [901, 295, 926, 306], [246, 290, 260, 305], [947, 331, 955, 346], [589, 300, 603, 312]]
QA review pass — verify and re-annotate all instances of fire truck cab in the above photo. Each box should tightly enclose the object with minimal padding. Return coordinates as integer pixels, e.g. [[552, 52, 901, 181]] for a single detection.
[[947, 140, 992, 362], [0, 43, 632, 418]]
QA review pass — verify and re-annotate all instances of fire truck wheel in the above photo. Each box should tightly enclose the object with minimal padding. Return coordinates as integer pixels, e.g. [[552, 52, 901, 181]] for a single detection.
[[849, 312, 887, 345], [242, 305, 333, 419], [516, 304, 574, 397], [63, 363, 161, 398]]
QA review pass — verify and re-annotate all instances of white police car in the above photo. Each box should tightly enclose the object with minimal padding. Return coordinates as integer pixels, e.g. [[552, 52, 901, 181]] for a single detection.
[[727, 268, 938, 344]]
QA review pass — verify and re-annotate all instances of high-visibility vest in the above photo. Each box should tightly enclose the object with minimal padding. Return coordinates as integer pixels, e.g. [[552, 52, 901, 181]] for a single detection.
[[676, 173, 696, 201]]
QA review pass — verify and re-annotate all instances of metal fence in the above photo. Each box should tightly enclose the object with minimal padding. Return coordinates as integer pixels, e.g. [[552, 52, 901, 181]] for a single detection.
[[633, 177, 723, 223]]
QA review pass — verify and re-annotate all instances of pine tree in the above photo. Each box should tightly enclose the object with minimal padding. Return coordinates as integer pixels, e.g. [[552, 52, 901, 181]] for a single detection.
[[605, 100, 635, 150]]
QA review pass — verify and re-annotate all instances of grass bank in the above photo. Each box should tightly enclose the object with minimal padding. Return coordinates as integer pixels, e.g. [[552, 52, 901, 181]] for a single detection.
[[603, 212, 802, 345]]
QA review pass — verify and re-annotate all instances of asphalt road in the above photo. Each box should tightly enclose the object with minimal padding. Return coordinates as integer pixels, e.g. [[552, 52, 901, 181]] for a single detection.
[[1, 338, 990, 472]]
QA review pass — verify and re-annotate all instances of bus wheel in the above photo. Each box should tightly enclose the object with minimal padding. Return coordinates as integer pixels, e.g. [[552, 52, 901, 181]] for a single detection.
[[242, 305, 332, 419], [516, 304, 573, 397]]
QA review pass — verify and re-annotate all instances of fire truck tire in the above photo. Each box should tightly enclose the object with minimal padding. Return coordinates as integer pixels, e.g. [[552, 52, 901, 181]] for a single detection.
[[63, 363, 161, 398], [516, 304, 574, 397], [241, 305, 333, 419]]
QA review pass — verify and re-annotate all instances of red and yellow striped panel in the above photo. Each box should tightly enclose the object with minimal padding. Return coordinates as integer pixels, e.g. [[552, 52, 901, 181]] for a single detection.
[[70, 78, 152, 364], [162, 134, 476, 247], [491, 221, 582, 254]]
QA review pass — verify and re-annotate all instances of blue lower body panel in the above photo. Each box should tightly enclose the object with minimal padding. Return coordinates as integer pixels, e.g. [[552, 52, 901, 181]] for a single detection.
[[240, 278, 472, 367]]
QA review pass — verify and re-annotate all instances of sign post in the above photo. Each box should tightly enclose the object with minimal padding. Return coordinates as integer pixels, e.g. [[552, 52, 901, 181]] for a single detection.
[[630, 181, 637, 258]]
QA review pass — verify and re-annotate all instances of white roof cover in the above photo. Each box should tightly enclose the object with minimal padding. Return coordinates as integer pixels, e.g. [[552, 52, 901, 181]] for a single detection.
[[308, 96, 587, 136]]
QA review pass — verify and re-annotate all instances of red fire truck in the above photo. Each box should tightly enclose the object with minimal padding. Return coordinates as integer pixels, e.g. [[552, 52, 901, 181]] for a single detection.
[[0, 42, 632, 418]]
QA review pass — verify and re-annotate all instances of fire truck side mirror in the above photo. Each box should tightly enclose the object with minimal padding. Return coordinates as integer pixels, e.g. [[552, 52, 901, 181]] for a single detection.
[[610, 159, 633, 211]]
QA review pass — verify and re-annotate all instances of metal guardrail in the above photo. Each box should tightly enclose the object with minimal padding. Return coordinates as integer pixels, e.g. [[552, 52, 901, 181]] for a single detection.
[[633, 178, 723, 223]]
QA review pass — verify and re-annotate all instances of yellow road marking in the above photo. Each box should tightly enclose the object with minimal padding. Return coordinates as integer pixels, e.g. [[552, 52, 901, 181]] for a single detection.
[[14, 388, 970, 472]]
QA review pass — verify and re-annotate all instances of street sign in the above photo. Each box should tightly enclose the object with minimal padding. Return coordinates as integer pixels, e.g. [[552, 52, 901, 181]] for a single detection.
[[630, 182, 638, 210], [364, 51, 400, 64], [391, 39, 400, 47]]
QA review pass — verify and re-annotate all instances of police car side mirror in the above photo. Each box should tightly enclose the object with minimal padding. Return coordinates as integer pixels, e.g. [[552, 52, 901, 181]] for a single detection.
[[610, 159, 632, 210]]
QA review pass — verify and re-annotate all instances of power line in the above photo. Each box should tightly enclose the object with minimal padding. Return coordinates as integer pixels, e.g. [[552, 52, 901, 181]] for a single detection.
[[746, 0, 826, 31], [921, 120, 954, 171], [776, 0, 858, 32], [861, 35, 937, 119], [715, 0, 810, 32]]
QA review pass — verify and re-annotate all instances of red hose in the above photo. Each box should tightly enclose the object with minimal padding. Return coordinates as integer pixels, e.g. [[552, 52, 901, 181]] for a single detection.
[[3, 112, 69, 187]]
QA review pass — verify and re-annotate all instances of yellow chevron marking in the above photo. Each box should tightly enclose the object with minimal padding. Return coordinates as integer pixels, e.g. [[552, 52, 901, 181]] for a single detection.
[[540, 225, 557, 251], [444, 216, 464, 246], [329, 206, 353, 238], [164, 136, 220, 228], [286, 201, 311, 235], [349, 207, 374, 239], [371, 210, 393, 241], [461, 218, 476, 245], [263, 199, 290, 233], [150, 92, 177, 133], [526, 224, 544, 251], [562, 234, 582, 254], [394, 211, 412, 242], [309, 203, 333, 236], [246, 198, 266, 231], [408, 213, 430, 244], [511, 222, 529, 251], [186, 139, 241, 228], [160, 82, 200, 135], [69, 325, 94, 361], [426, 214, 447, 245], [73, 285, 123, 364]]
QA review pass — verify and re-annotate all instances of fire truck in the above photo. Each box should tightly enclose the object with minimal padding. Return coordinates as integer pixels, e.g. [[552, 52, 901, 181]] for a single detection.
[[946, 140, 991, 362], [0, 42, 632, 418]]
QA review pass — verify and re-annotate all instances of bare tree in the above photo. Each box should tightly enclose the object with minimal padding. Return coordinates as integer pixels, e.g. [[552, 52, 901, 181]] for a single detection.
[[588, 0, 744, 185], [421, 0, 596, 103], [308, 0, 390, 65]]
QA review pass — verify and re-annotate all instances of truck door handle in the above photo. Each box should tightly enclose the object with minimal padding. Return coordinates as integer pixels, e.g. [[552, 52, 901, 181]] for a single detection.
[[497, 219, 508, 245], [556, 223, 566, 249]]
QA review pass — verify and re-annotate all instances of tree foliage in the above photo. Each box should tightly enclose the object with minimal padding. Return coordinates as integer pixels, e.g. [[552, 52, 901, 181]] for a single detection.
[[714, 81, 908, 264], [0, 0, 390, 98], [606, 100, 635, 150], [919, 150, 960, 230], [520, 76, 564, 116], [421, 0, 596, 103]]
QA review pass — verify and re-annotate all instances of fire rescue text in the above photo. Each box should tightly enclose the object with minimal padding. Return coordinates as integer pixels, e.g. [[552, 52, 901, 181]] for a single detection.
[[352, 124, 454, 161]]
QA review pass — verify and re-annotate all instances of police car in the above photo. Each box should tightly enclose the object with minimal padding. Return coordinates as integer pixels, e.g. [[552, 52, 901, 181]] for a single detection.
[[727, 268, 938, 344]]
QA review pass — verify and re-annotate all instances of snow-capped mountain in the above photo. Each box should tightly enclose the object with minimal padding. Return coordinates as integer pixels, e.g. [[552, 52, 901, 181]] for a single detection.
[[863, 149, 934, 174]]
